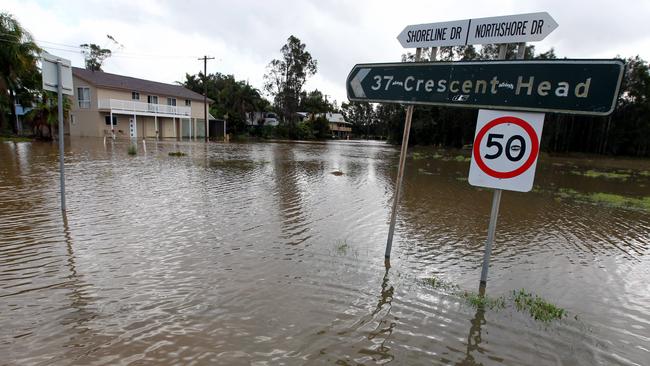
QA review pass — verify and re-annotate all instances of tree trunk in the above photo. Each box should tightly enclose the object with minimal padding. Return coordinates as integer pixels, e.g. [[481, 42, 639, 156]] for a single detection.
[[9, 89, 18, 135]]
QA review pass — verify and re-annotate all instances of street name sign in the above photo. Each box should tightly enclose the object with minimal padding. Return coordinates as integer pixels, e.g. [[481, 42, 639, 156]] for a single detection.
[[468, 109, 544, 192], [346, 59, 624, 116], [397, 12, 558, 48], [41, 52, 73, 96]]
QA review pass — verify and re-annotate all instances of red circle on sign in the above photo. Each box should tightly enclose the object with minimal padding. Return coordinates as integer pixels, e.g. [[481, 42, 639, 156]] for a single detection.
[[473, 116, 539, 179]]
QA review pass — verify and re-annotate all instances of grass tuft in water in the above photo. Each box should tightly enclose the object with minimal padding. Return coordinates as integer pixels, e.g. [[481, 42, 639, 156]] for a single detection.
[[331, 171, 344, 176], [461, 291, 506, 310], [422, 276, 460, 292], [168, 151, 186, 157], [512, 289, 565, 322], [127, 145, 137, 156], [335, 240, 349, 255]]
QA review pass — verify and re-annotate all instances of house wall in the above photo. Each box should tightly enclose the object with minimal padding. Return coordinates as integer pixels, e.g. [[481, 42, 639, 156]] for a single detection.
[[161, 117, 177, 138], [70, 74, 209, 138], [69, 76, 106, 137]]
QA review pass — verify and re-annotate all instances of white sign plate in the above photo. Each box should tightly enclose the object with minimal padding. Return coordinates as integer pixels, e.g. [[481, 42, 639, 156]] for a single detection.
[[468, 109, 544, 192], [41, 52, 74, 96], [397, 12, 558, 48]]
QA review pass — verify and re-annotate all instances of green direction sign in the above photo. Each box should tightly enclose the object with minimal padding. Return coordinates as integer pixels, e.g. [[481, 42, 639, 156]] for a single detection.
[[347, 60, 624, 116]]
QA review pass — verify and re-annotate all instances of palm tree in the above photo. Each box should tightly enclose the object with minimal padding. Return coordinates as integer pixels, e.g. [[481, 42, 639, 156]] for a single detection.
[[25, 92, 71, 140], [0, 13, 41, 134]]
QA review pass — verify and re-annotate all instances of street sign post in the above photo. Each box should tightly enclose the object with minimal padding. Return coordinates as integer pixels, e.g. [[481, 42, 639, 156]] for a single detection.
[[41, 52, 73, 212], [470, 109, 544, 286], [468, 110, 544, 192], [397, 12, 558, 48], [347, 59, 625, 116]]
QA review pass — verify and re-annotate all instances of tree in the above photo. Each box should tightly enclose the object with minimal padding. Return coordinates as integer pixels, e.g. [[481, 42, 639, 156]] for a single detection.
[[264, 35, 317, 124], [80, 43, 111, 71], [312, 116, 330, 139], [0, 12, 41, 134], [299, 89, 332, 117], [25, 91, 71, 140], [341, 101, 375, 138], [181, 72, 270, 135]]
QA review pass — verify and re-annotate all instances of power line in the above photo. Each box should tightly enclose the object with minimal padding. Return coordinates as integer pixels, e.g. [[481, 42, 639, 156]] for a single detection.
[[0, 32, 202, 59]]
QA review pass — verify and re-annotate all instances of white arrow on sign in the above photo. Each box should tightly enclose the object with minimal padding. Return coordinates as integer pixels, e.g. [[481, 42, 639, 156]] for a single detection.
[[350, 68, 370, 98], [397, 12, 557, 49]]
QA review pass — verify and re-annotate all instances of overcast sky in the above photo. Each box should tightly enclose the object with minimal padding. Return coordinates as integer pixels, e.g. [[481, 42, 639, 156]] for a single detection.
[[4, 0, 649, 105]]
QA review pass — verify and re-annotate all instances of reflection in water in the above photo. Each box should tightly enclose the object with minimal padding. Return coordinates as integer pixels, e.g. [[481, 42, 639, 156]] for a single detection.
[[457, 285, 488, 366], [1, 138, 649, 365], [362, 265, 396, 363]]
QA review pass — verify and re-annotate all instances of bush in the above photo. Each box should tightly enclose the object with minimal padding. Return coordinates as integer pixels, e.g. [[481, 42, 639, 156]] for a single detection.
[[312, 116, 330, 139]]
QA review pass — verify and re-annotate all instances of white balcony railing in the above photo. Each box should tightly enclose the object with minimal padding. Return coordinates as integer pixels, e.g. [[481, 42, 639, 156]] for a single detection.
[[98, 98, 191, 117]]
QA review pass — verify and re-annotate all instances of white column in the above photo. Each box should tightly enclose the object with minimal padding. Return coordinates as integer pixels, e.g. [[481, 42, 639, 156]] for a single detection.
[[154, 115, 158, 140], [110, 110, 115, 139]]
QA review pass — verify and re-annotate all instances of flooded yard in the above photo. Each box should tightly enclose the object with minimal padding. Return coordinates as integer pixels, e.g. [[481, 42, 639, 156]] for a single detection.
[[1, 138, 649, 365]]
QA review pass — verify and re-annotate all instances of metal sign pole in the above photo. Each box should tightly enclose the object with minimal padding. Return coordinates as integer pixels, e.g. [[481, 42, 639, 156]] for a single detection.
[[385, 47, 423, 259], [57, 60, 66, 212], [479, 42, 526, 288], [479, 188, 502, 285]]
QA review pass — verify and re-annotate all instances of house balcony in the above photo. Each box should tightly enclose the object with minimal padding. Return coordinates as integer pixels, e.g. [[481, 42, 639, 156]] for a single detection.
[[330, 124, 352, 132], [98, 99, 192, 118]]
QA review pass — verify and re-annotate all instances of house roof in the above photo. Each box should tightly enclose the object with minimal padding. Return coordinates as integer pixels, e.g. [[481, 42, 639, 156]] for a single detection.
[[72, 67, 213, 103], [325, 112, 351, 124]]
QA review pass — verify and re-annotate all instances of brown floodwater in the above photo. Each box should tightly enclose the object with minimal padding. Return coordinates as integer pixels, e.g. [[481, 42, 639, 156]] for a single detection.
[[1, 138, 649, 365]]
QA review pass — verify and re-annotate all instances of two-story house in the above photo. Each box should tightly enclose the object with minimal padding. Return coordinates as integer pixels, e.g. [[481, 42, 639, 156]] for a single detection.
[[70, 67, 214, 139], [324, 112, 352, 139]]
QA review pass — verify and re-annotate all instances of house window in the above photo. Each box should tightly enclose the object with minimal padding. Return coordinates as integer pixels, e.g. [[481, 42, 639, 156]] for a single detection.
[[132, 91, 140, 100], [185, 99, 191, 106], [105, 115, 118, 125], [167, 97, 176, 106], [77, 87, 90, 109], [147, 95, 158, 104]]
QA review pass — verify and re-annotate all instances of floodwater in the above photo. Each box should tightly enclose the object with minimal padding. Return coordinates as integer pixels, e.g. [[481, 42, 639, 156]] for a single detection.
[[1, 138, 649, 366]]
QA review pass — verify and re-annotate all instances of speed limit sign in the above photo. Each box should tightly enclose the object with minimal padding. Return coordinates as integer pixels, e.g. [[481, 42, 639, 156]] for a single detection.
[[469, 109, 544, 192]]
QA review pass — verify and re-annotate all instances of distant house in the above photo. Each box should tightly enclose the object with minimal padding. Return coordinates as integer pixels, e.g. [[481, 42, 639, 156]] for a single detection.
[[14, 103, 33, 134], [246, 111, 279, 126], [323, 112, 352, 138], [69, 67, 214, 139]]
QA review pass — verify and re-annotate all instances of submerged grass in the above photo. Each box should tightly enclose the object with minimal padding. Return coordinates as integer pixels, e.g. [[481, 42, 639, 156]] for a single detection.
[[333, 240, 358, 257], [168, 151, 186, 157], [421, 276, 566, 322], [422, 276, 459, 292], [557, 188, 650, 211], [571, 169, 631, 180], [0, 136, 32, 143], [335, 240, 349, 254], [411, 151, 446, 161], [513, 289, 565, 322], [461, 291, 506, 310]]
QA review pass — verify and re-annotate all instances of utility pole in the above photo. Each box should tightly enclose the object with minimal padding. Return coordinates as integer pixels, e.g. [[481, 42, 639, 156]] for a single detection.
[[198, 55, 215, 142]]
